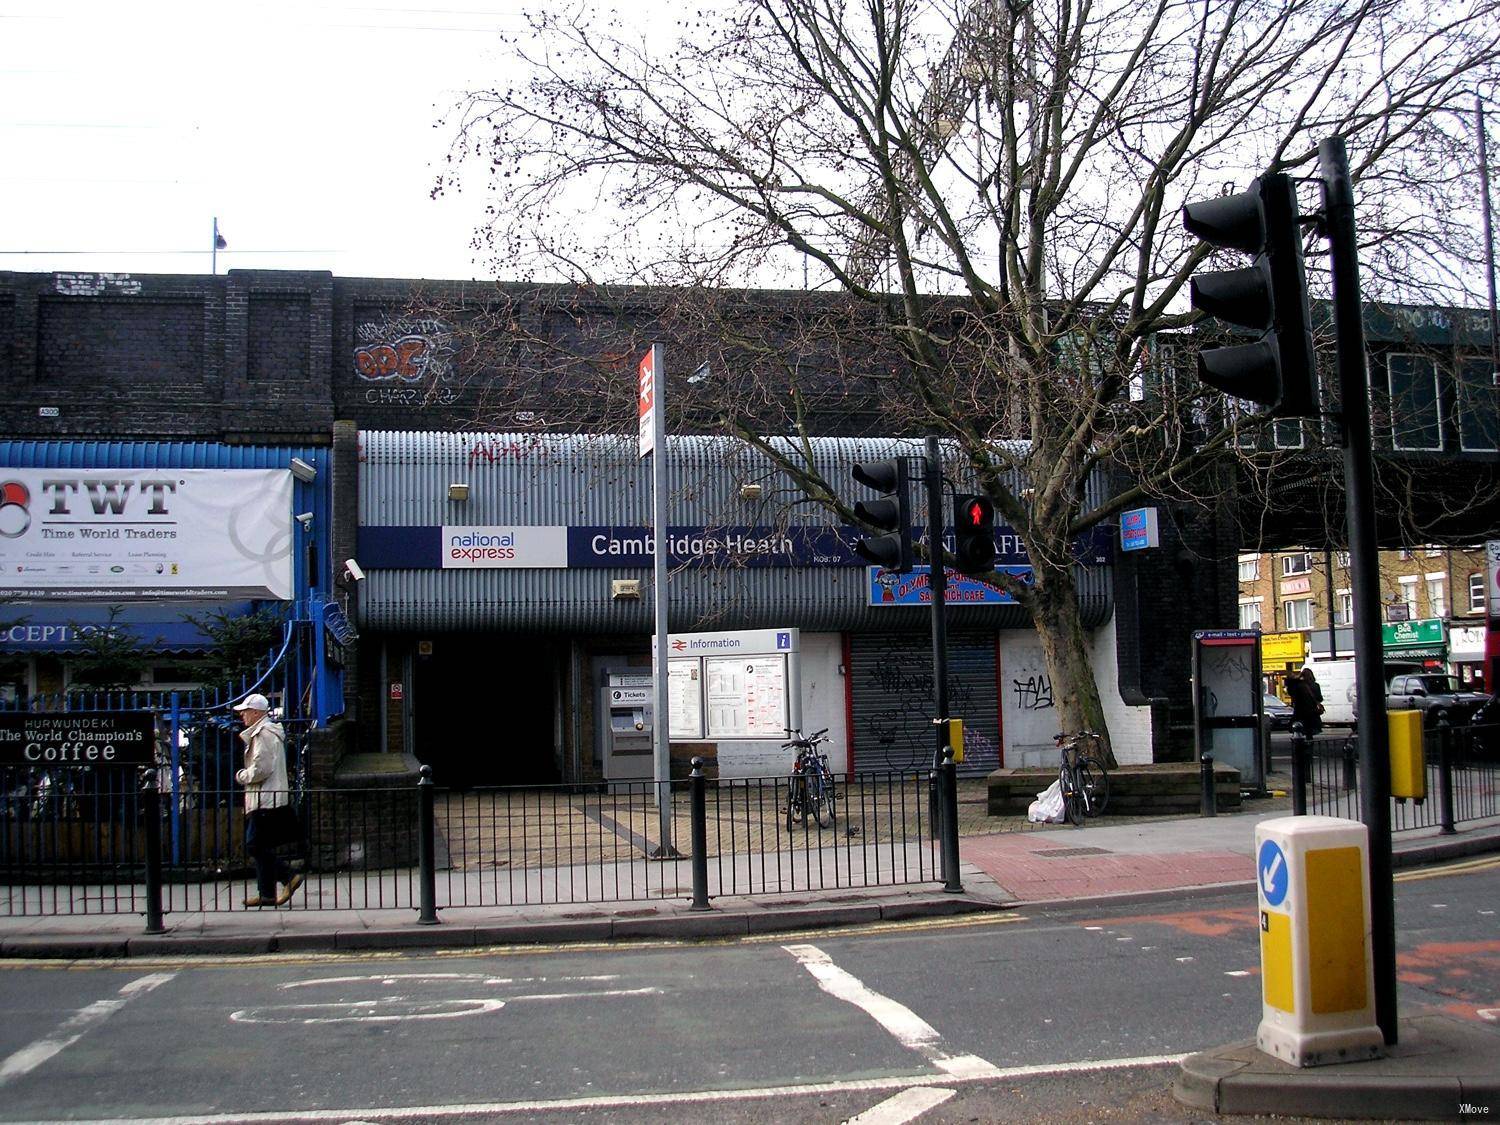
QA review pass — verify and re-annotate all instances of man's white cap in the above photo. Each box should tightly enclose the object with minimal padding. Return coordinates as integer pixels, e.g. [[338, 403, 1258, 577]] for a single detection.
[[232, 692, 271, 712]]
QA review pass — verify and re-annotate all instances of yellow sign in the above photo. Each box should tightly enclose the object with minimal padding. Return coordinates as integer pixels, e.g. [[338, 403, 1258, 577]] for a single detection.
[[1261, 631, 1306, 665]]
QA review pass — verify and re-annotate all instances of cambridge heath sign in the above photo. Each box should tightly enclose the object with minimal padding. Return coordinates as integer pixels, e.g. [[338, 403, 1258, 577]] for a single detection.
[[0, 469, 294, 600]]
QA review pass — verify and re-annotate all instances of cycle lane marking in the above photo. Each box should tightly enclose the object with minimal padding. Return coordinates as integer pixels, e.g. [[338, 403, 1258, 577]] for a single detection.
[[782, 942, 999, 1078], [0, 972, 176, 1087]]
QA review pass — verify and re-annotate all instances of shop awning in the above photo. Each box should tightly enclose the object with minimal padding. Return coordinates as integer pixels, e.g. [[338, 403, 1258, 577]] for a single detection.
[[0, 602, 255, 653]]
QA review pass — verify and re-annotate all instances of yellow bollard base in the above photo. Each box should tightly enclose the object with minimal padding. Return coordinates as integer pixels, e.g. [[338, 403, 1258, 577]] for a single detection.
[[1256, 1021, 1384, 1068]]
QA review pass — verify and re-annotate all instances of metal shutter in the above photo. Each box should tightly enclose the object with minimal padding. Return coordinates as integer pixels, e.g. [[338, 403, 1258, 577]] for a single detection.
[[848, 631, 1001, 776]]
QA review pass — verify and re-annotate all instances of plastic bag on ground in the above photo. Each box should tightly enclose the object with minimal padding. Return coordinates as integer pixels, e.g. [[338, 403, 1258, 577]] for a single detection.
[[1027, 779, 1067, 824]]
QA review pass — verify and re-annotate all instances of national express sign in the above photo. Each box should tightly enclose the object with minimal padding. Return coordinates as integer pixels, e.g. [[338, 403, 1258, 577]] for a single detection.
[[357, 524, 1115, 571]]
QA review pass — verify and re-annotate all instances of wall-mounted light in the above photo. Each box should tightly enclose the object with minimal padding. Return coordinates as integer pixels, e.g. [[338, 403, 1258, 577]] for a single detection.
[[738, 482, 764, 501], [611, 579, 642, 600], [447, 483, 470, 502], [290, 457, 317, 483]]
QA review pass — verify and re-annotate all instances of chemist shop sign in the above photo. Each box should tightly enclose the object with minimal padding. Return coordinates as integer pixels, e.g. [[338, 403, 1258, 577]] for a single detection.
[[0, 711, 156, 767]]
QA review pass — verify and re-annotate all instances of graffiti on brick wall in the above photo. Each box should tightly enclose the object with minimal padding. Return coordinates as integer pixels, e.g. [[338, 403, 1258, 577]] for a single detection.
[[353, 315, 457, 390], [363, 386, 462, 406], [54, 273, 142, 297]]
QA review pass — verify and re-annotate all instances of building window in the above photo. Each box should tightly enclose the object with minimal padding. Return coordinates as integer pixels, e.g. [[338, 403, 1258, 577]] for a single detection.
[[1458, 356, 1500, 452], [1398, 576, 1419, 619], [1335, 551, 1351, 568], [1398, 547, 1414, 560], [1281, 553, 1310, 576], [1283, 598, 1313, 630], [1426, 574, 1446, 618], [1238, 555, 1260, 582], [1239, 600, 1263, 630], [1425, 546, 1443, 557], [1471, 573, 1486, 613], [1387, 353, 1443, 451], [1336, 589, 1353, 626]]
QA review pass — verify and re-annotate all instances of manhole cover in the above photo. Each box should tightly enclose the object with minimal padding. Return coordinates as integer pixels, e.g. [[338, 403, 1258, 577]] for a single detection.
[[1038, 846, 1113, 858]]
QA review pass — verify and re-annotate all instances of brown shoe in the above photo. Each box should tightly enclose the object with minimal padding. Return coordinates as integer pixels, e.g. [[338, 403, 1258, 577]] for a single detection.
[[242, 896, 275, 908], [275, 873, 305, 906]]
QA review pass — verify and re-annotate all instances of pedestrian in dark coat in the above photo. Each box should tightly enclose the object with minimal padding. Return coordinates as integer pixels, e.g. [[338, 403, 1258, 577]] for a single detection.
[[1287, 667, 1324, 736]]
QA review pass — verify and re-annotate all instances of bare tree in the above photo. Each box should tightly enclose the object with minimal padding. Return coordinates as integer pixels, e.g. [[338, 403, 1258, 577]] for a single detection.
[[435, 0, 1500, 763]]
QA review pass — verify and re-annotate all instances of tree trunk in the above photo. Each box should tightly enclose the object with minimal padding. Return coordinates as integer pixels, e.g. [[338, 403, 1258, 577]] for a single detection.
[[1027, 558, 1119, 770]]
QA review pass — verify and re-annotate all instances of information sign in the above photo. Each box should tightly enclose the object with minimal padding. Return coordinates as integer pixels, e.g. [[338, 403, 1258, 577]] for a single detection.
[[704, 655, 788, 738]]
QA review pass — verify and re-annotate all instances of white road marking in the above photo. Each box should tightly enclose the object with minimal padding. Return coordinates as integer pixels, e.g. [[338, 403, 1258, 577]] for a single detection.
[[232, 987, 660, 1024], [782, 943, 999, 1079], [280, 973, 619, 990], [21, 1052, 1190, 1123], [843, 1085, 955, 1124], [0, 972, 176, 1087], [1478, 1008, 1498, 1022], [1224, 971, 1252, 978]]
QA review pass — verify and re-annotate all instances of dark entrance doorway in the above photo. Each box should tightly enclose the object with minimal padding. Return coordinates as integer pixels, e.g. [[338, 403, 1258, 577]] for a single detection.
[[413, 635, 560, 788]]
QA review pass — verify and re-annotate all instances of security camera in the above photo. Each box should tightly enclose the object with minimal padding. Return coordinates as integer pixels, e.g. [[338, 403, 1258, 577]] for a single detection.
[[295, 512, 314, 530], [289, 457, 318, 483], [343, 559, 366, 582]]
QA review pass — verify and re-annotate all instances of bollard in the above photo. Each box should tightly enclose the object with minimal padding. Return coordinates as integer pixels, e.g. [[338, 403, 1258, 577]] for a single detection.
[[416, 764, 439, 925], [1290, 723, 1308, 817], [941, 747, 963, 893], [1436, 718, 1456, 836], [141, 768, 165, 935], [1200, 751, 1217, 817], [1341, 738, 1358, 792], [689, 757, 711, 910]]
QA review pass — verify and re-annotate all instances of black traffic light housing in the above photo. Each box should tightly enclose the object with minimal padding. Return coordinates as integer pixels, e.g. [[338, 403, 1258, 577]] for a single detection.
[[1182, 173, 1317, 418], [852, 458, 914, 572], [952, 493, 996, 575]]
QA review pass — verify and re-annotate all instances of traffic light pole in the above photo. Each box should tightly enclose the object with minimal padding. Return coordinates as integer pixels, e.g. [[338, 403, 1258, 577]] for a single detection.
[[923, 437, 950, 749], [1319, 136, 1398, 1046]]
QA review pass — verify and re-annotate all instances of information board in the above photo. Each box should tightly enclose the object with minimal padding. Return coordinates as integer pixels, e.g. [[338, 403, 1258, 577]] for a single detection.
[[704, 655, 788, 739], [667, 660, 704, 739]]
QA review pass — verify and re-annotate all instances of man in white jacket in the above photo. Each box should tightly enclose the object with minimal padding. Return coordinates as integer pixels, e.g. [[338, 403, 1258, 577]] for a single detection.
[[233, 693, 304, 908]]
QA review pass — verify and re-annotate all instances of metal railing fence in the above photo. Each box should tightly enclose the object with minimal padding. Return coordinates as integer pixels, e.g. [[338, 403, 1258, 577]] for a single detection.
[[1289, 718, 1499, 832], [2, 759, 956, 923]]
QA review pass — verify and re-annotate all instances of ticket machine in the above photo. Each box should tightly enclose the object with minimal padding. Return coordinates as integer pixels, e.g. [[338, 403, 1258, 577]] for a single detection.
[[601, 674, 654, 784]]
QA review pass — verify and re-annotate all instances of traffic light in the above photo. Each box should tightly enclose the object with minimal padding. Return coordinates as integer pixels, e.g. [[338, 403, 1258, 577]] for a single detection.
[[952, 493, 995, 575], [851, 458, 914, 572], [1182, 172, 1317, 417]]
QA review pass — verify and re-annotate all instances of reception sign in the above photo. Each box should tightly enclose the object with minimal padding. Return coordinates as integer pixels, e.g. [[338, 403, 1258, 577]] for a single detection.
[[0, 469, 293, 600]]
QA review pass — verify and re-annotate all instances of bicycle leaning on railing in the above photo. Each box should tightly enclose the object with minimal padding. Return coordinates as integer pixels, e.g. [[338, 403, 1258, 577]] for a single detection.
[[784, 727, 837, 830], [1055, 730, 1110, 825]]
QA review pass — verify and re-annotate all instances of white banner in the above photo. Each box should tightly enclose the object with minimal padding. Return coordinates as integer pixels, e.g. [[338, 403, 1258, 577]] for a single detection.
[[440, 525, 567, 568], [0, 468, 293, 600]]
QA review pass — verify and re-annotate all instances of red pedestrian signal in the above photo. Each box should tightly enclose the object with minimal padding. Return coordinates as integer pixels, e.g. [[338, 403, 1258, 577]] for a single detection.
[[953, 493, 995, 575]]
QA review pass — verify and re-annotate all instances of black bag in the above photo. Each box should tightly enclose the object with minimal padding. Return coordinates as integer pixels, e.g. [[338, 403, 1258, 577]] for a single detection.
[[256, 803, 302, 849]]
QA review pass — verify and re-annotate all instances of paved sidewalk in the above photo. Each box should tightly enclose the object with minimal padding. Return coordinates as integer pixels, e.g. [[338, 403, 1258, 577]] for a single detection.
[[3, 789, 1498, 1121]]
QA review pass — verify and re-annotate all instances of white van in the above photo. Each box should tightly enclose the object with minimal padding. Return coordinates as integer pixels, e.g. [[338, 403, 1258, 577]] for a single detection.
[[1304, 656, 1422, 726]]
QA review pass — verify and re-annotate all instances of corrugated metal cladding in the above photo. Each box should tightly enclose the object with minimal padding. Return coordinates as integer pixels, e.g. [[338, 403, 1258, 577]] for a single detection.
[[848, 633, 1001, 777], [357, 431, 1112, 633]]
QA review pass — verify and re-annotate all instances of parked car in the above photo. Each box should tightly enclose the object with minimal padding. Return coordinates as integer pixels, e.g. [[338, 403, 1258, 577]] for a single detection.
[[1385, 673, 1491, 729], [1462, 695, 1499, 761], [1262, 693, 1294, 733]]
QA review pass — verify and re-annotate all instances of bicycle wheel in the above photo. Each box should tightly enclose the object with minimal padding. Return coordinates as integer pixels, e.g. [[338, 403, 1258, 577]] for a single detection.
[[1076, 760, 1109, 817], [1060, 767, 1083, 826], [786, 776, 807, 830], [1086, 759, 1110, 822], [815, 775, 837, 828]]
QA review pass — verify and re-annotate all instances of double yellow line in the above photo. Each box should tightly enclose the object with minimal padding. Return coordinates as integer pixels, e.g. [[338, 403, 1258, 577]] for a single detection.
[[1394, 853, 1500, 883]]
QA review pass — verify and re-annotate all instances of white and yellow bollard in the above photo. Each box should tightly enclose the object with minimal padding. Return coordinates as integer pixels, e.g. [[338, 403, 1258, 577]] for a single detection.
[[1256, 815, 1384, 1067]]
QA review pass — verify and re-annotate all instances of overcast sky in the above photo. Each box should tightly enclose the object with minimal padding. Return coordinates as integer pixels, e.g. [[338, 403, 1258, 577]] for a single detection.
[[2, 0, 536, 281]]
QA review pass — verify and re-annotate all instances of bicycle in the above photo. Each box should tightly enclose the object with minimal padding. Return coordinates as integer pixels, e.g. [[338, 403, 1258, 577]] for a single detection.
[[1055, 730, 1110, 825], [784, 728, 837, 830]]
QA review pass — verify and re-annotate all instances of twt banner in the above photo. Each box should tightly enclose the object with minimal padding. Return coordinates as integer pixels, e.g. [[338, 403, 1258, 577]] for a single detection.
[[0, 469, 294, 600]]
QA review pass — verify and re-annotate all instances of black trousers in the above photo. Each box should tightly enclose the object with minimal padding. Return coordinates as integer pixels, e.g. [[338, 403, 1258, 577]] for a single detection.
[[245, 807, 295, 899]]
